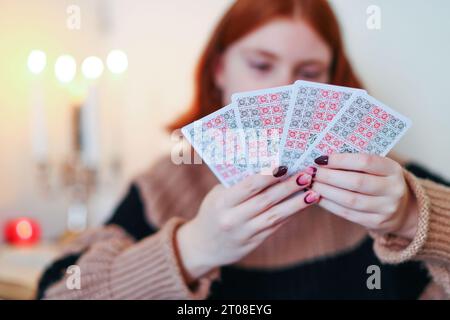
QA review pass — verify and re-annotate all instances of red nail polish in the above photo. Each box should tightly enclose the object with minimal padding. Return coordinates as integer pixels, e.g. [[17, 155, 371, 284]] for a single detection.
[[273, 166, 288, 177], [304, 191, 319, 204], [314, 156, 329, 165], [305, 166, 317, 178], [296, 173, 311, 186]]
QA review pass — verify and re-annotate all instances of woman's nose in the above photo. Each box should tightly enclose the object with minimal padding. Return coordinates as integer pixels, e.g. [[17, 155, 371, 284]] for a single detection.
[[274, 67, 300, 87]]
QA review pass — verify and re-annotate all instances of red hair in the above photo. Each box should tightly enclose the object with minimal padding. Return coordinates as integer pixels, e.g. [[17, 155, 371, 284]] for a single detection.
[[168, 0, 363, 131]]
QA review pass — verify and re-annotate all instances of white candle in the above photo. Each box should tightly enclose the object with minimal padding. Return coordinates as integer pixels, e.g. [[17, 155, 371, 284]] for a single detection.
[[80, 86, 100, 169], [30, 80, 48, 164]]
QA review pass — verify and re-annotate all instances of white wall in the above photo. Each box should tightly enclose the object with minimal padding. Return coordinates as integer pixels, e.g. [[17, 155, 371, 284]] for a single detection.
[[0, 0, 449, 239], [330, 0, 450, 176]]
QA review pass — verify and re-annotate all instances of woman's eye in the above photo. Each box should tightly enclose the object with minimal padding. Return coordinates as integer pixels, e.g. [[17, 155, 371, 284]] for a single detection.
[[249, 61, 272, 72], [297, 69, 323, 80]]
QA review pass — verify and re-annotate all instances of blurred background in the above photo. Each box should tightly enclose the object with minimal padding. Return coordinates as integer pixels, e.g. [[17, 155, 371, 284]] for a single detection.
[[0, 0, 449, 299]]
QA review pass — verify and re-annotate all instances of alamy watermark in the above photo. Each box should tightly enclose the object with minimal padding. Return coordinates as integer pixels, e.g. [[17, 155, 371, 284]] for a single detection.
[[66, 5, 81, 30], [366, 264, 381, 290], [66, 265, 81, 290], [367, 5, 382, 30], [171, 126, 282, 176]]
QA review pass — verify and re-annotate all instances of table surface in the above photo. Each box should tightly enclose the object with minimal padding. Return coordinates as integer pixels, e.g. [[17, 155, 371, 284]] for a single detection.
[[0, 243, 59, 299]]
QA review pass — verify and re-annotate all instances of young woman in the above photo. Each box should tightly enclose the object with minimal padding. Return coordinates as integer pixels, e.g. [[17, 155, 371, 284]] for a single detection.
[[38, 0, 450, 299]]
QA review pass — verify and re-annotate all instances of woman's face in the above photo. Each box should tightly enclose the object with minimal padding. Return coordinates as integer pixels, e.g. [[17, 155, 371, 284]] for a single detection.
[[215, 18, 333, 105]]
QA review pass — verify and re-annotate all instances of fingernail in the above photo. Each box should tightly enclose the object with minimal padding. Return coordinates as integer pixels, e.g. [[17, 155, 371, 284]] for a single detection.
[[273, 166, 288, 177], [304, 191, 320, 204], [296, 173, 311, 186], [305, 166, 317, 178], [314, 156, 329, 165]]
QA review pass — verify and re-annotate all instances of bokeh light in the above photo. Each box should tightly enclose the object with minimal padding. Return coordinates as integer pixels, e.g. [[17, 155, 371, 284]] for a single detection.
[[54, 54, 77, 83], [82, 56, 104, 79], [106, 50, 128, 74], [27, 50, 47, 74], [16, 220, 33, 240]]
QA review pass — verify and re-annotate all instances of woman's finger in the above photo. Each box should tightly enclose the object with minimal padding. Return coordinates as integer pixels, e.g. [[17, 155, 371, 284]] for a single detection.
[[235, 171, 312, 221], [314, 167, 391, 195], [311, 181, 393, 213], [314, 153, 402, 176], [318, 198, 383, 227], [245, 190, 320, 238], [246, 219, 288, 245], [224, 166, 289, 206]]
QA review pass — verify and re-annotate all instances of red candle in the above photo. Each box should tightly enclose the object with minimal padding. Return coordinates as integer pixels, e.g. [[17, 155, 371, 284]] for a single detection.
[[4, 218, 41, 246]]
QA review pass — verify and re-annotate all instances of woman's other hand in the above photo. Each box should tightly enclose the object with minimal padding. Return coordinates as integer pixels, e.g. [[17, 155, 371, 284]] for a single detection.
[[311, 153, 419, 241], [176, 166, 318, 283]]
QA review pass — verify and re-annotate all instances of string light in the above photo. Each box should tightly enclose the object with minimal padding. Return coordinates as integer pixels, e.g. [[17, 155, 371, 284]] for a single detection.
[[27, 50, 47, 74], [55, 54, 77, 83], [106, 50, 128, 74], [82, 56, 104, 79]]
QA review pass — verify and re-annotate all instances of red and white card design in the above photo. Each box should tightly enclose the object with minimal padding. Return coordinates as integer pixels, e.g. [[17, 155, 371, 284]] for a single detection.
[[181, 104, 250, 187], [280, 80, 365, 174], [232, 85, 293, 174], [294, 93, 412, 171], [182, 81, 412, 187]]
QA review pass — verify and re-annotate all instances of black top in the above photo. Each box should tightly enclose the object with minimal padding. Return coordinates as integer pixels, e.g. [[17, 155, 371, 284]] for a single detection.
[[37, 163, 450, 299]]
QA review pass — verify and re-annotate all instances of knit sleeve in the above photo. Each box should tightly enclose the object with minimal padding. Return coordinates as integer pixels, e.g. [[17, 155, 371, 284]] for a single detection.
[[372, 169, 450, 297], [43, 217, 220, 300]]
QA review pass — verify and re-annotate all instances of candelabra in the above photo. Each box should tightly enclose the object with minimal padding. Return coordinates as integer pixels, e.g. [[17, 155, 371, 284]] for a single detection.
[[33, 101, 122, 239]]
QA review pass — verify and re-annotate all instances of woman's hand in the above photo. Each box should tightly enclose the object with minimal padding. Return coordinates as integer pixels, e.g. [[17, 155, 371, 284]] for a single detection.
[[176, 166, 319, 283], [310, 153, 419, 240]]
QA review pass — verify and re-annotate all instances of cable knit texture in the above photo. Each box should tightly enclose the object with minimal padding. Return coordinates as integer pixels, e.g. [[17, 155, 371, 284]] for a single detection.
[[42, 156, 450, 299], [44, 217, 219, 299], [372, 170, 450, 297]]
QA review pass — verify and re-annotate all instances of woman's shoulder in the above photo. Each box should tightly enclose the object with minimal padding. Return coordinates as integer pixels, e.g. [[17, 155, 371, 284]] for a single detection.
[[133, 154, 218, 227]]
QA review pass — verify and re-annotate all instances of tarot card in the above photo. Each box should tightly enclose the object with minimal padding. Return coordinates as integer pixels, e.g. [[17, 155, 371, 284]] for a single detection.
[[232, 85, 293, 174], [295, 93, 412, 171], [280, 80, 366, 174], [181, 104, 250, 187]]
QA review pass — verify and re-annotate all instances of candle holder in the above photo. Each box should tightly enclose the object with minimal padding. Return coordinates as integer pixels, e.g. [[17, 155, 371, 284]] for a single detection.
[[60, 155, 98, 234], [31, 103, 102, 236], [34, 161, 51, 197], [30, 90, 124, 239]]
